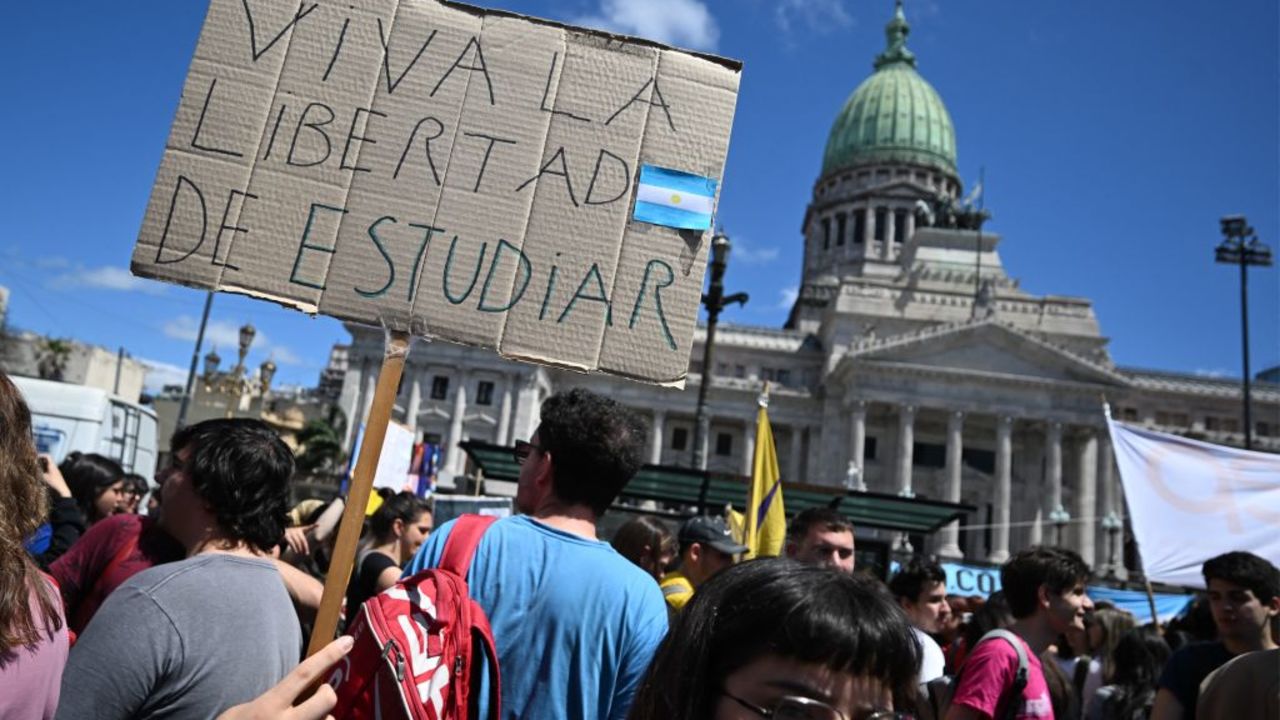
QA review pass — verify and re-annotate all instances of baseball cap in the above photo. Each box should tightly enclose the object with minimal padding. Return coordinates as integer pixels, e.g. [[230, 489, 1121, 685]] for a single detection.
[[679, 515, 748, 555]]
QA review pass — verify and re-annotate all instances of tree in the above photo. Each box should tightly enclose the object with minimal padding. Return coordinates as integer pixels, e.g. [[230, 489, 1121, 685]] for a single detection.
[[295, 410, 347, 474]]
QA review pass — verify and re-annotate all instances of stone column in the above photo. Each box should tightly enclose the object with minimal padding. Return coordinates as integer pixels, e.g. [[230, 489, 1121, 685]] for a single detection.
[[862, 207, 874, 245], [788, 425, 803, 483], [904, 210, 916, 245], [880, 208, 893, 260], [989, 416, 1013, 564], [741, 423, 756, 477], [496, 374, 514, 446], [650, 410, 666, 465], [1046, 422, 1065, 545], [1098, 435, 1121, 574], [405, 368, 422, 435], [447, 373, 468, 476], [938, 410, 965, 559], [896, 404, 916, 497], [848, 400, 867, 488], [1073, 429, 1098, 566]]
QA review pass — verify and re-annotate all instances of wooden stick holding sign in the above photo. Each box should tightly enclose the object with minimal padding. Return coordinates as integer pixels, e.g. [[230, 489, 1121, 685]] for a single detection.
[[305, 330, 411, 658]]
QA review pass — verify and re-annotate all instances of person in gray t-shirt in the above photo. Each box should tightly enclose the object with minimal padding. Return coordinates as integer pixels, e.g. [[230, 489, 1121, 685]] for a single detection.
[[56, 554, 300, 719], [57, 418, 303, 720]]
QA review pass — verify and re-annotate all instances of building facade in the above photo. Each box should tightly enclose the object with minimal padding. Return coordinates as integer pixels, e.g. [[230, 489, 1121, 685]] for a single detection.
[[337, 4, 1280, 572]]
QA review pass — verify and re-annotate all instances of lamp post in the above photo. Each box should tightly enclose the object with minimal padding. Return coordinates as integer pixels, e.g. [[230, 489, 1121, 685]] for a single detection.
[[201, 323, 258, 419], [1049, 505, 1071, 548], [1100, 510, 1122, 577], [1215, 215, 1273, 450], [691, 231, 748, 470]]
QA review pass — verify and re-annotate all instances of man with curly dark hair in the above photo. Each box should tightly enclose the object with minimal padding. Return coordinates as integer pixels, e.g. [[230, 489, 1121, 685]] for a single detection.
[[405, 388, 667, 720], [56, 419, 303, 720]]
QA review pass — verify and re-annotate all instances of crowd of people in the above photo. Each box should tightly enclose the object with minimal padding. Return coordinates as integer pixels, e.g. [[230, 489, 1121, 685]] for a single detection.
[[1, 371, 1277, 720]]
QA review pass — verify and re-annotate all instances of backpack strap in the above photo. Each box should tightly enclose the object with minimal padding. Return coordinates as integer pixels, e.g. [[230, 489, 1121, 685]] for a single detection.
[[438, 514, 498, 578], [977, 629, 1029, 720]]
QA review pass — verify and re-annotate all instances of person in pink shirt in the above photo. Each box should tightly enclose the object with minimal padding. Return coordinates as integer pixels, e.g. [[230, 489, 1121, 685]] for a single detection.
[[0, 372, 69, 720], [947, 547, 1094, 720]]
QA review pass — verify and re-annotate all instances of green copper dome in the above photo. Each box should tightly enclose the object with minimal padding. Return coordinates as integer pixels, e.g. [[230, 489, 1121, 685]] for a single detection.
[[822, 1, 957, 178]]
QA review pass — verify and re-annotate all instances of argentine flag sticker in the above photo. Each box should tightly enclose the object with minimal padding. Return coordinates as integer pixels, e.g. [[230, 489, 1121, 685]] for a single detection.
[[633, 165, 718, 231]]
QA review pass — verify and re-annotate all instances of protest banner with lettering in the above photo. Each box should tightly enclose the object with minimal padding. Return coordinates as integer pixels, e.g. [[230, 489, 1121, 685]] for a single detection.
[[131, 0, 742, 386]]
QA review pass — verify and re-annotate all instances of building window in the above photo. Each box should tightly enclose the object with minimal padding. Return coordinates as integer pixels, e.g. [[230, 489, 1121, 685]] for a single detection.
[[715, 432, 733, 456], [894, 209, 908, 244], [962, 447, 995, 474], [734, 365, 746, 379], [430, 375, 449, 400], [761, 368, 776, 382], [852, 210, 866, 244], [475, 381, 494, 406], [836, 212, 847, 246], [1155, 411, 1189, 427], [822, 217, 831, 250], [671, 427, 689, 451], [776, 369, 791, 386], [1120, 407, 1139, 422], [864, 436, 878, 462], [914, 442, 946, 469], [1259, 422, 1276, 438], [874, 207, 887, 241]]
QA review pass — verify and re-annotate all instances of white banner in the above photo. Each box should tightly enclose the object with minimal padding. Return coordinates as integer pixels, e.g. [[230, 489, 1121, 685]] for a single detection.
[[1107, 417, 1280, 588]]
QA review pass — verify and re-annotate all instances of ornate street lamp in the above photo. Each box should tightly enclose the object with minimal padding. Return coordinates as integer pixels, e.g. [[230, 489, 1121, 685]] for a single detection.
[[259, 359, 277, 395], [1100, 511, 1123, 577], [1215, 215, 1272, 450], [691, 231, 748, 470], [1049, 505, 1071, 547], [202, 348, 221, 380]]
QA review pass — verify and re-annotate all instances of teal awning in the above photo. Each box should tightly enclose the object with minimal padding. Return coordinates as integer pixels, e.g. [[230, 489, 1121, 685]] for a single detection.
[[459, 441, 975, 534]]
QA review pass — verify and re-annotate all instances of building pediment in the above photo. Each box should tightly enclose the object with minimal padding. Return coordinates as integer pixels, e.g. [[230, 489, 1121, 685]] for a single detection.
[[840, 320, 1128, 387]]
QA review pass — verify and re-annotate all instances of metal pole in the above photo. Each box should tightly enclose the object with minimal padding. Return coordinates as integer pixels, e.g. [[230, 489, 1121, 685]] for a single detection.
[[113, 346, 124, 395], [1240, 253, 1253, 450], [176, 291, 214, 430]]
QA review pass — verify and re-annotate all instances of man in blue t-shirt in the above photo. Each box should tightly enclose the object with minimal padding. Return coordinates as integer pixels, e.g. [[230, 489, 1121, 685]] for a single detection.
[[404, 389, 667, 720]]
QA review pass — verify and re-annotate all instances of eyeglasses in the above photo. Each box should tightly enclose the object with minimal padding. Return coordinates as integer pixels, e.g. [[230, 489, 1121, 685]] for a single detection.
[[723, 692, 912, 720], [512, 440, 543, 465]]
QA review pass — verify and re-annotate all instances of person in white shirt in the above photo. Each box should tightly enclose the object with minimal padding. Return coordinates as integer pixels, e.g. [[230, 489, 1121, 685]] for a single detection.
[[889, 557, 952, 683]]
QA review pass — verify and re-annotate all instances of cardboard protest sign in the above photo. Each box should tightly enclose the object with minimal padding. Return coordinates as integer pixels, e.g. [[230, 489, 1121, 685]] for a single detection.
[[131, 0, 741, 386]]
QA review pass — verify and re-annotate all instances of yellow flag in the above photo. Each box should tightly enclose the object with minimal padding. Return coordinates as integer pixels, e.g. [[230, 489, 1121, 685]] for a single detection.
[[725, 506, 747, 548], [745, 397, 786, 559]]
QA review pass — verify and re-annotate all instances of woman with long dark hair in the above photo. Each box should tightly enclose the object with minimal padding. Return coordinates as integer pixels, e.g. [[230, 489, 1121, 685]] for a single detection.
[[345, 491, 433, 616], [62, 451, 125, 526], [0, 373, 68, 717], [1086, 627, 1171, 720], [611, 516, 675, 582], [628, 558, 920, 719]]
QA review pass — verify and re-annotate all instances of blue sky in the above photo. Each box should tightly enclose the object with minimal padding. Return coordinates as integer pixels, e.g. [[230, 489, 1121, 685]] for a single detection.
[[0, 0, 1276, 393]]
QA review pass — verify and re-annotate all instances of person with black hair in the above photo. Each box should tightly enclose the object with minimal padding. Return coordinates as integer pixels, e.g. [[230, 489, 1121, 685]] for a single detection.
[[946, 546, 1093, 720], [56, 418, 303, 720], [119, 472, 149, 515], [1151, 550, 1280, 720], [344, 490, 432, 616], [786, 506, 857, 573], [890, 557, 952, 683], [1086, 626, 1170, 720], [404, 388, 667, 720], [62, 451, 126, 526], [629, 559, 921, 719]]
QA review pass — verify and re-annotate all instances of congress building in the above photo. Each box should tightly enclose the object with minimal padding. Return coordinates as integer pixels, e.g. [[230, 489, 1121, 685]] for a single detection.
[[338, 3, 1279, 574]]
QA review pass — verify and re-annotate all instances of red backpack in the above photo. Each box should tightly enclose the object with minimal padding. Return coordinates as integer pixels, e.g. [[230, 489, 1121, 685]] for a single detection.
[[329, 514, 501, 720]]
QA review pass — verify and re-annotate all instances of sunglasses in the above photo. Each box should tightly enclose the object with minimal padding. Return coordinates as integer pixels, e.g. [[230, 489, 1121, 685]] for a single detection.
[[724, 692, 912, 720], [512, 440, 543, 465]]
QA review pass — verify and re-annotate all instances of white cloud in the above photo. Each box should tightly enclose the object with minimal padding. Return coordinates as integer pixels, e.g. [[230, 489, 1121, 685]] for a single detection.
[[729, 238, 780, 265], [138, 357, 190, 393], [778, 286, 799, 309], [162, 316, 304, 366], [1194, 368, 1231, 379], [775, 0, 853, 35], [48, 265, 167, 295], [574, 0, 719, 51]]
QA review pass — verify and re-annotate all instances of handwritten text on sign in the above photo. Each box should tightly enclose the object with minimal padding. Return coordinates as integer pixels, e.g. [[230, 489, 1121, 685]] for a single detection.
[[130, 0, 740, 385]]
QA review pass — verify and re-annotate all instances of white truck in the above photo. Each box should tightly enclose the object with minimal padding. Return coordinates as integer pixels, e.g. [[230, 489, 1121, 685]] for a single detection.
[[13, 376, 159, 480]]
